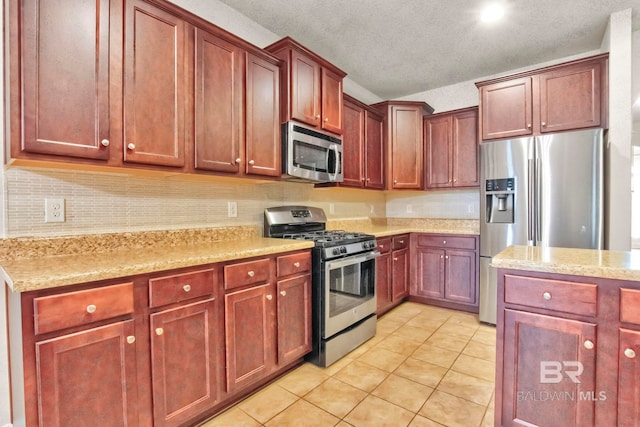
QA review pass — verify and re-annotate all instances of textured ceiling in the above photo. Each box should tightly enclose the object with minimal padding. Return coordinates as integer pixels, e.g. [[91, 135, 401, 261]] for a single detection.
[[217, 0, 639, 100]]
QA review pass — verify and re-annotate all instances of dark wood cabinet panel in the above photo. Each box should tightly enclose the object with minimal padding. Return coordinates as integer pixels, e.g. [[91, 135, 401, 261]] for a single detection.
[[245, 53, 281, 177], [224, 284, 273, 393], [20, 0, 112, 160], [342, 97, 366, 187], [445, 249, 476, 305], [501, 309, 596, 427], [424, 115, 452, 188], [414, 247, 446, 299], [538, 60, 603, 133], [391, 247, 409, 301], [290, 49, 321, 128], [480, 77, 532, 140], [194, 28, 243, 173], [36, 320, 138, 427], [451, 109, 479, 187], [618, 328, 640, 427], [365, 111, 385, 189], [150, 299, 222, 427], [321, 68, 344, 134], [124, 0, 186, 167], [276, 273, 312, 365], [376, 251, 393, 314], [376, 235, 410, 315]]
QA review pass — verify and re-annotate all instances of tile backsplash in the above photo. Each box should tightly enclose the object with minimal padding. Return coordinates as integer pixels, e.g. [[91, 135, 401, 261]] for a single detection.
[[4, 166, 387, 237]]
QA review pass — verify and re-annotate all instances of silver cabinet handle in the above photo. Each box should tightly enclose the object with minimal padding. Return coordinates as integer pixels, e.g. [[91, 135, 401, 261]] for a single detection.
[[155, 328, 163, 336], [266, 294, 273, 301], [183, 284, 191, 292], [127, 336, 136, 344], [527, 123, 532, 129], [542, 292, 552, 300], [280, 290, 286, 296], [583, 340, 594, 350], [445, 255, 449, 259], [101, 139, 110, 147], [393, 179, 397, 184], [624, 348, 637, 359], [235, 158, 241, 163], [127, 143, 135, 150], [394, 257, 398, 261], [443, 240, 447, 244], [324, 117, 329, 122], [248, 271, 255, 277], [399, 240, 404, 244], [440, 255, 444, 259], [542, 122, 547, 127], [86, 304, 97, 314], [293, 262, 300, 268], [248, 160, 255, 165], [315, 114, 321, 119]]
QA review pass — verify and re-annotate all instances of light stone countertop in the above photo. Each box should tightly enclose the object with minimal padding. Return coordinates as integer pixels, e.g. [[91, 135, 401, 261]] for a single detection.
[[492, 245, 640, 282], [1, 238, 314, 293]]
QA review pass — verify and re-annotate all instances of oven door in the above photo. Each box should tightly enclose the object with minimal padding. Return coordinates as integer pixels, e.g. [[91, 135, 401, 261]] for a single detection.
[[323, 251, 378, 338]]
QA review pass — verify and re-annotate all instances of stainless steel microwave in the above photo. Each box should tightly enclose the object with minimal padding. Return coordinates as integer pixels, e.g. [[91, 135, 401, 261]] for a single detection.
[[282, 121, 343, 183]]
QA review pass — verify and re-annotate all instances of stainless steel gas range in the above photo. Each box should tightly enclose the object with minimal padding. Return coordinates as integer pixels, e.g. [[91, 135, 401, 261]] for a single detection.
[[264, 206, 378, 367]]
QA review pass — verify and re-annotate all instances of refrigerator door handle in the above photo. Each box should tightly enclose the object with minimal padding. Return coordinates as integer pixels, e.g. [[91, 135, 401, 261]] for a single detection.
[[527, 159, 535, 244], [536, 158, 543, 246]]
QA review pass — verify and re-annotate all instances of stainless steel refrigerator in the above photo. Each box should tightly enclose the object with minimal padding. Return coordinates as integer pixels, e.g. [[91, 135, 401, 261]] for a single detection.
[[479, 128, 604, 324]]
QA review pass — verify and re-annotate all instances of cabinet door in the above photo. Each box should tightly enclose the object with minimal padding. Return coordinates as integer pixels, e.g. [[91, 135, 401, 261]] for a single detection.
[[452, 109, 479, 187], [124, 0, 185, 167], [365, 112, 385, 189], [225, 284, 274, 393], [290, 50, 321, 128], [36, 321, 138, 427], [501, 309, 596, 427], [194, 28, 243, 173], [277, 274, 312, 365], [414, 248, 445, 299], [21, 0, 111, 160], [444, 249, 476, 305], [376, 251, 392, 313], [481, 77, 533, 140], [342, 99, 365, 187], [150, 299, 222, 427], [392, 248, 409, 301], [321, 67, 344, 134], [618, 328, 640, 426], [245, 53, 281, 177], [424, 115, 452, 189], [538, 60, 602, 133], [390, 105, 423, 189]]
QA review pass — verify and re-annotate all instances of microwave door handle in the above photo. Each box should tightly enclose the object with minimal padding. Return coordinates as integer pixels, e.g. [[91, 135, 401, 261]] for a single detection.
[[328, 145, 340, 180]]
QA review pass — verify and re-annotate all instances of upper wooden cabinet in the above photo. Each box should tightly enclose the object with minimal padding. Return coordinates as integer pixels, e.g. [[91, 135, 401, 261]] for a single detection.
[[372, 101, 434, 190], [15, 0, 116, 161], [476, 54, 608, 140], [424, 107, 479, 189], [265, 37, 347, 135], [341, 94, 385, 189]]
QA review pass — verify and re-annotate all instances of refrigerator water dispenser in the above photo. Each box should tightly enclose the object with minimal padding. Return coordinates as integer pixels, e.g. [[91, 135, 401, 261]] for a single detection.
[[485, 178, 515, 224]]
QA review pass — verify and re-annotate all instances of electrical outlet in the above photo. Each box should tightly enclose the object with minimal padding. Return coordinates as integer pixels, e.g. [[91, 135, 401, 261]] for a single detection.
[[370, 205, 375, 214], [406, 204, 413, 213], [45, 198, 65, 223], [468, 204, 474, 213], [329, 203, 335, 214], [227, 201, 238, 218]]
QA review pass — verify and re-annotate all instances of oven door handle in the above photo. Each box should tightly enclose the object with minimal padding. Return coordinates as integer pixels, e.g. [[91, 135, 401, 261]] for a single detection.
[[325, 251, 380, 269]]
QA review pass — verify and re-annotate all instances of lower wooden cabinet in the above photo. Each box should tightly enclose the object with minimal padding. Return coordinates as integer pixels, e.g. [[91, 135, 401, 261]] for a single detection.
[[36, 320, 139, 427], [411, 234, 479, 312], [376, 234, 409, 315], [618, 328, 640, 426], [276, 273, 312, 365]]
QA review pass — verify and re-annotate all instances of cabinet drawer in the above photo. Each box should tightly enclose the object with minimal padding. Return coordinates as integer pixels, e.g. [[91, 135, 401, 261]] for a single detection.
[[416, 235, 476, 250], [149, 268, 215, 308], [620, 288, 640, 324], [392, 235, 409, 250], [34, 282, 134, 335], [277, 252, 311, 277], [504, 274, 597, 316], [224, 258, 271, 290], [377, 238, 392, 254]]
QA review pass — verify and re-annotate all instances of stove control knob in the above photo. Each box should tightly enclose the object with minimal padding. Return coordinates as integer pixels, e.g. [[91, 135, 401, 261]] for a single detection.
[[340, 246, 347, 254], [333, 248, 340, 255]]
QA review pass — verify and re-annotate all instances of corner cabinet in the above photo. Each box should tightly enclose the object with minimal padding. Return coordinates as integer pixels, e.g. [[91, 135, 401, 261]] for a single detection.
[[411, 234, 479, 313], [476, 54, 608, 140], [372, 101, 434, 190], [424, 107, 479, 189], [341, 94, 385, 189], [265, 37, 346, 135]]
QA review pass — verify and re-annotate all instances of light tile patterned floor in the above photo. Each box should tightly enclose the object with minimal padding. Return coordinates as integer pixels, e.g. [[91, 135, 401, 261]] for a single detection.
[[200, 302, 496, 427]]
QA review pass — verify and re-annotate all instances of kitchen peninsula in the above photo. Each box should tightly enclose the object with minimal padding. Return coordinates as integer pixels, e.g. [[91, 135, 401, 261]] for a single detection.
[[492, 245, 640, 427]]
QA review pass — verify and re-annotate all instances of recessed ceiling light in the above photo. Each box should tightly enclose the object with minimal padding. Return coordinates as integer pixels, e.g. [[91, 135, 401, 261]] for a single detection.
[[481, 3, 505, 23]]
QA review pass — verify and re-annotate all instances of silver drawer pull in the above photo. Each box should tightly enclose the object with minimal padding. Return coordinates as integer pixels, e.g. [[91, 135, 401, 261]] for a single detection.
[[101, 139, 110, 147], [294, 262, 300, 268], [248, 270, 255, 277], [443, 240, 447, 244], [583, 340, 594, 350], [266, 294, 273, 301], [542, 292, 552, 300], [624, 348, 636, 359], [399, 240, 404, 244], [86, 304, 97, 314], [183, 284, 191, 292], [127, 336, 136, 344], [127, 143, 135, 150], [155, 328, 164, 336], [280, 291, 286, 296]]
